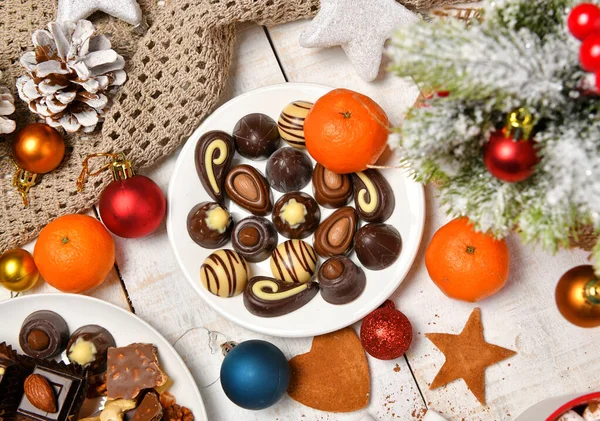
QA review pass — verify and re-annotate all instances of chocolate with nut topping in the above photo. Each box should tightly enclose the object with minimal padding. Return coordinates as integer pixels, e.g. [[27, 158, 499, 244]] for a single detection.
[[313, 207, 358, 258], [312, 163, 353, 208], [225, 165, 273, 216]]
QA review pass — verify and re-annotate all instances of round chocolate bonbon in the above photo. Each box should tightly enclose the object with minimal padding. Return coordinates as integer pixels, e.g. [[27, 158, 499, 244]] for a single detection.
[[187, 202, 234, 249], [354, 223, 402, 271], [195, 130, 235, 204], [67, 325, 116, 373], [231, 216, 278, 263], [312, 163, 353, 208], [233, 113, 280, 160], [270, 240, 318, 284], [200, 249, 249, 297], [313, 206, 358, 258], [225, 165, 273, 216], [243, 276, 319, 317], [277, 100, 313, 149], [19, 310, 69, 359], [318, 256, 366, 305], [265, 148, 313, 193], [272, 192, 321, 239], [352, 169, 395, 223]]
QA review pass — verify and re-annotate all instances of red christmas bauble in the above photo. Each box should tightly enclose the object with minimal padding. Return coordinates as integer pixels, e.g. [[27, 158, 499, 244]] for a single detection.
[[568, 3, 600, 41], [483, 130, 539, 183], [580, 33, 600, 72], [99, 175, 166, 238], [360, 304, 413, 360]]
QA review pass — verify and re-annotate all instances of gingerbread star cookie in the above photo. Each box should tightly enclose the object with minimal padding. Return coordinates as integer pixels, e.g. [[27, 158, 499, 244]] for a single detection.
[[426, 308, 516, 405]]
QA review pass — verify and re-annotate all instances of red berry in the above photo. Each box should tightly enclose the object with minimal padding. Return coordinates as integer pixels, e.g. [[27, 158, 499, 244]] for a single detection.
[[580, 33, 600, 72], [569, 3, 600, 41]]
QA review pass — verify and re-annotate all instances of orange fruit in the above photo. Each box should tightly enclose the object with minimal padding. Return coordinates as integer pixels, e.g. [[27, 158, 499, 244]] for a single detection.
[[425, 217, 510, 302], [304, 89, 389, 174], [34, 214, 115, 293]]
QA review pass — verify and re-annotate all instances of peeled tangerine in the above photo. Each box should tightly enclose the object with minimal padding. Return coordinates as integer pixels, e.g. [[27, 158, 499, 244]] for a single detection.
[[425, 217, 510, 302], [304, 89, 389, 175]]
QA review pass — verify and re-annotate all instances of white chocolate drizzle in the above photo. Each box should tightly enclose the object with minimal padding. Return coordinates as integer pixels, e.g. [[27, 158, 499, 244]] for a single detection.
[[252, 279, 308, 300], [204, 138, 228, 194], [356, 171, 378, 214]]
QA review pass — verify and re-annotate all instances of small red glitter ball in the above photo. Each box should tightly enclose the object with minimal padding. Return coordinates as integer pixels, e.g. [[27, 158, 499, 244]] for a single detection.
[[360, 307, 413, 360]]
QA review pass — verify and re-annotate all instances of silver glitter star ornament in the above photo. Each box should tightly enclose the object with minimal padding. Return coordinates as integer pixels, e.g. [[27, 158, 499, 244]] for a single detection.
[[57, 0, 143, 26], [300, 0, 419, 82]]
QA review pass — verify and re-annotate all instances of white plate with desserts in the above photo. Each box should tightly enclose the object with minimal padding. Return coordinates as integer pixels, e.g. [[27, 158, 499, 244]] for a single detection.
[[167, 82, 425, 337], [0, 294, 208, 421]]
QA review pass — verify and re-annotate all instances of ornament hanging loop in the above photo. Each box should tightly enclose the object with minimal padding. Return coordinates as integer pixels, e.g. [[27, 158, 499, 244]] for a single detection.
[[12, 160, 38, 207], [77, 152, 136, 192], [505, 108, 534, 141]]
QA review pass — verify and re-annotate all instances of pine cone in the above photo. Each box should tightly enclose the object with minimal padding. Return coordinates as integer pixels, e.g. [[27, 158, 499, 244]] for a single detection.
[[0, 86, 16, 134], [16, 20, 126, 133], [163, 404, 194, 421]]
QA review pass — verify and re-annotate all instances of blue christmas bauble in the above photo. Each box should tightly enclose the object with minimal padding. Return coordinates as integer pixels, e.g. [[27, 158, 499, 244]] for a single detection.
[[220, 340, 290, 410]]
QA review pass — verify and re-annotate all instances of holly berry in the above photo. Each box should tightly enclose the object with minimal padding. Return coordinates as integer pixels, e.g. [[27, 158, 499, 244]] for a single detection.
[[568, 3, 600, 41], [580, 33, 600, 72]]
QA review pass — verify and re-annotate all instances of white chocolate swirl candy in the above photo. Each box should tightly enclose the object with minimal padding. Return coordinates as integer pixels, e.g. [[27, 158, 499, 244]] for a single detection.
[[270, 239, 318, 283], [277, 100, 313, 149], [200, 249, 249, 297], [195, 130, 235, 204], [243, 276, 319, 317], [352, 169, 395, 223]]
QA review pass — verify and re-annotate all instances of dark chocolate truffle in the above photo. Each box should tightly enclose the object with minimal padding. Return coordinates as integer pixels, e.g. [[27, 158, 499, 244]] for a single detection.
[[195, 130, 235, 204], [272, 192, 321, 239], [352, 169, 395, 223], [231, 216, 278, 263], [19, 310, 69, 359], [354, 223, 402, 271], [318, 256, 366, 305], [67, 325, 116, 373], [187, 202, 234, 249], [266, 147, 313, 193], [312, 163, 353, 208], [243, 276, 319, 317], [225, 165, 273, 216], [233, 113, 280, 160]]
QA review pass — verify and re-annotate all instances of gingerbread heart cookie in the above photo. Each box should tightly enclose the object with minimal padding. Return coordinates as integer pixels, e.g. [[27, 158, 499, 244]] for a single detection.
[[287, 327, 370, 412]]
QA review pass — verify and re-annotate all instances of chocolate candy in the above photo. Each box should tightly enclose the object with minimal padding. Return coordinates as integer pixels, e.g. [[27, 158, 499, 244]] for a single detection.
[[225, 165, 273, 216], [18, 365, 86, 421], [19, 310, 69, 359], [187, 202, 233, 249], [131, 391, 162, 421], [200, 249, 249, 297], [270, 239, 318, 284], [265, 147, 313, 193], [312, 163, 353, 208], [231, 216, 278, 263], [107, 343, 168, 400], [243, 276, 319, 317], [313, 207, 358, 258], [318, 256, 366, 305], [272, 192, 321, 239], [352, 169, 395, 223], [277, 100, 313, 149], [195, 130, 235, 203], [354, 223, 402, 270], [233, 113, 280, 160], [66, 325, 116, 374]]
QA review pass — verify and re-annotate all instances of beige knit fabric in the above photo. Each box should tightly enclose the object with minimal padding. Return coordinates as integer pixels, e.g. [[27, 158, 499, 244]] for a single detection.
[[0, 0, 471, 251]]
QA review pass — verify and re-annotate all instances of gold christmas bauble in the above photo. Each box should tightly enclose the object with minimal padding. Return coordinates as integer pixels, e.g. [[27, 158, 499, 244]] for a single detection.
[[12, 123, 65, 174], [555, 265, 600, 328], [0, 249, 40, 292]]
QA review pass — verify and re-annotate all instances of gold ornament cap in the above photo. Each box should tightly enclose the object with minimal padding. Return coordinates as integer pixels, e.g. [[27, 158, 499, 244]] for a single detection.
[[77, 152, 136, 192], [555, 265, 600, 328], [504, 108, 534, 141]]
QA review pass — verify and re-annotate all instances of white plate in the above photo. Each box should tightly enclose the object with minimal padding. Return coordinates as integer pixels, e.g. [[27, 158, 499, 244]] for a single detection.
[[167, 83, 425, 338], [0, 294, 208, 421]]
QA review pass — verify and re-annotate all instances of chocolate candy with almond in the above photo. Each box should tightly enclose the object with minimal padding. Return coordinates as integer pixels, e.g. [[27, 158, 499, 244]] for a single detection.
[[312, 163, 353, 209], [313, 207, 358, 258], [225, 165, 273, 216]]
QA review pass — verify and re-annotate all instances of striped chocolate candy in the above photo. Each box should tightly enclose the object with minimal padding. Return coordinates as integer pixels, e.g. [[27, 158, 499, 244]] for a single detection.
[[277, 100, 313, 149], [200, 249, 249, 297], [270, 239, 318, 284]]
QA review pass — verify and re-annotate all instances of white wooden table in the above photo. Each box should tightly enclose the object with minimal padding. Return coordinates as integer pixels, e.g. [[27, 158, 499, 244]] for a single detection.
[[2, 18, 599, 421]]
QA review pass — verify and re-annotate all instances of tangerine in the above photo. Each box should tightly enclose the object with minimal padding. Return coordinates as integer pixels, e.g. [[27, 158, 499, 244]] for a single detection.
[[304, 89, 389, 174], [425, 217, 510, 302], [33, 214, 115, 293]]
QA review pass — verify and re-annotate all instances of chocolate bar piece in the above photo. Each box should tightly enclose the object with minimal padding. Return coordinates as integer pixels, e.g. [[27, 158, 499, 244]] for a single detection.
[[17, 366, 85, 421], [131, 392, 162, 421], [106, 344, 168, 400]]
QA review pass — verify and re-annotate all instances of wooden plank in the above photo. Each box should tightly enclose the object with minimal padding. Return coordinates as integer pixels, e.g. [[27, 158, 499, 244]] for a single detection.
[[0, 209, 130, 310]]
